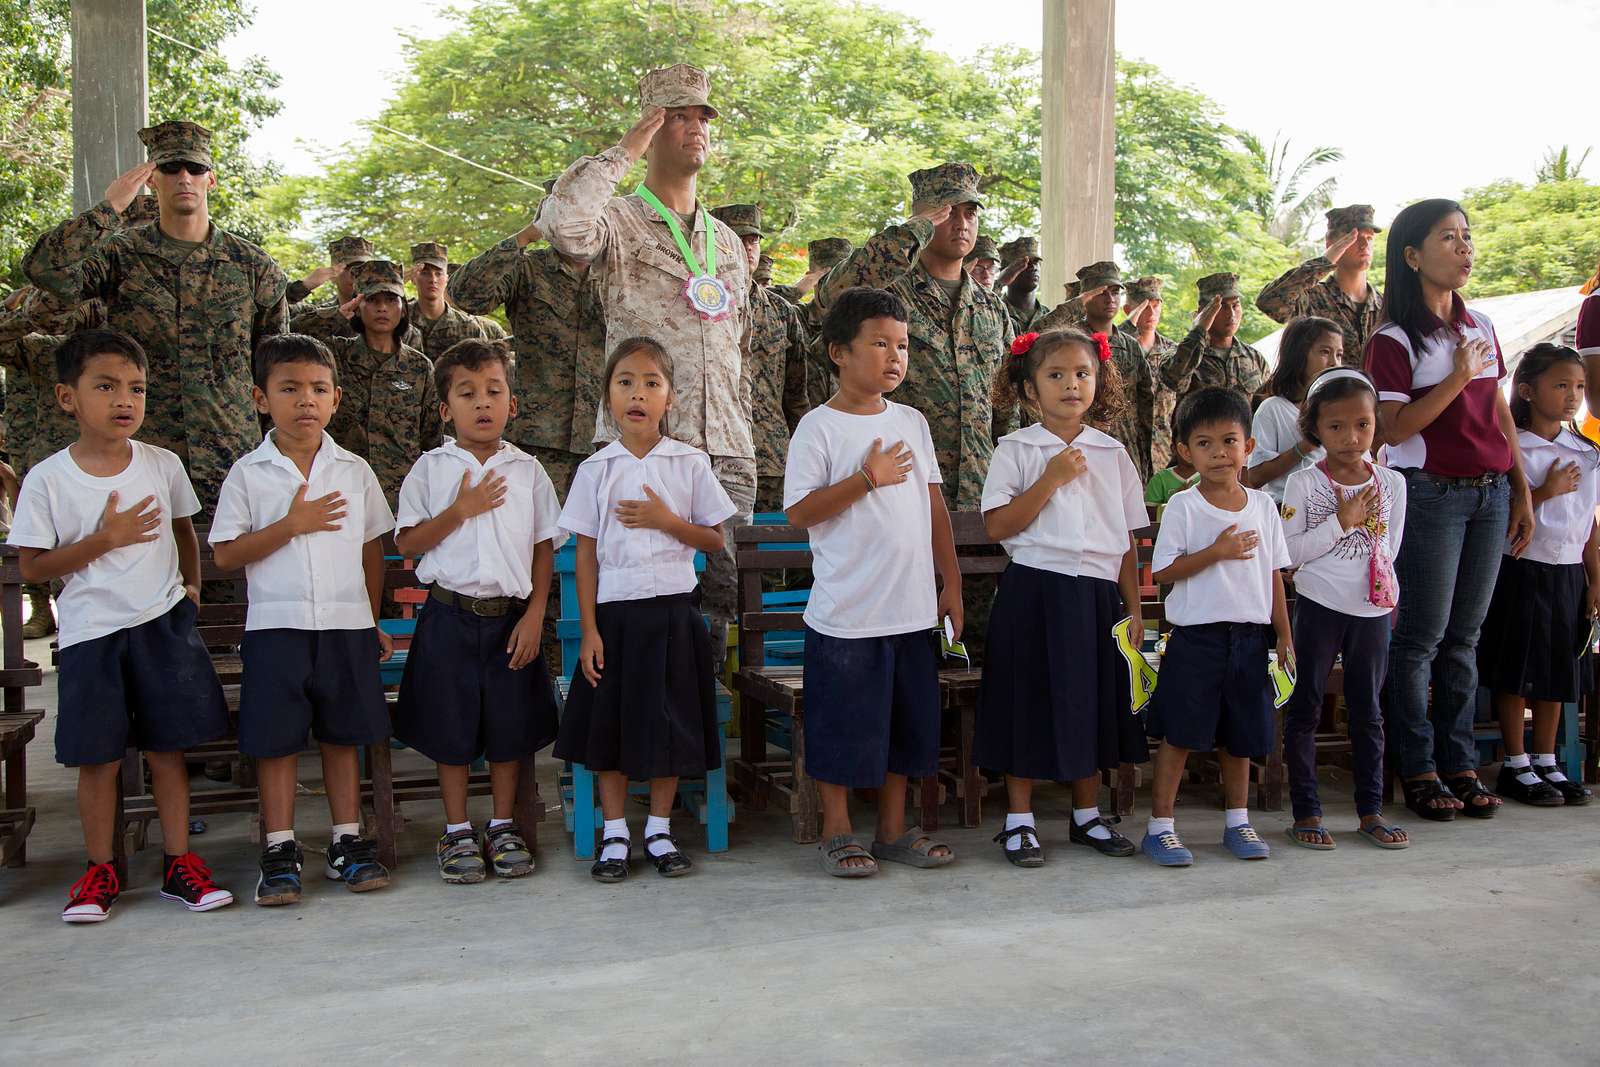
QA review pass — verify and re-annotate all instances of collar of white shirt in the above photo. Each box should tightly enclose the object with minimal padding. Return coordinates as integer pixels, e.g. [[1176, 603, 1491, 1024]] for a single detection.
[[1518, 426, 1597, 463], [239, 430, 364, 480], [588, 437, 706, 464], [1005, 423, 1123, 452], [432, 436, 535, 470]]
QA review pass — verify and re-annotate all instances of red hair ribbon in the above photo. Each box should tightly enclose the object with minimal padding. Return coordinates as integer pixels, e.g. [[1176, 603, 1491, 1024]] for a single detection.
[[1090, 332, 1112, 363], [1011, 332, 1039, 357]]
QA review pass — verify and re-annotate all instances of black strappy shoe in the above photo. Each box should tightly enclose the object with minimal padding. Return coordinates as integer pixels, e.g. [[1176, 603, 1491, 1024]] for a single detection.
[[1402, 777, 1458, 821], [1068, 814, 1137, 857], [1444, 774, 1500, 818], [992, 824, 1045, 868], [590, 836, 631, 883], [1531, 761, 1591, 806], [644, 833, 693, 877]]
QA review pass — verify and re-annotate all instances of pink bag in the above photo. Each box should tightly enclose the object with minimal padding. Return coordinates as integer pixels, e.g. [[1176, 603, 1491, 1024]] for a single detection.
[[1318, 459, 1398, 609]]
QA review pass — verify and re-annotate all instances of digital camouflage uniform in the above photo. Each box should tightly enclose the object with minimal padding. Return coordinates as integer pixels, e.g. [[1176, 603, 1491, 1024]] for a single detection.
[[475, 315, 509, 341], [536, 64, 755, 636], [1256, 204, 1385, 366], [1118, 275, 1183, 478], [753, 254, 774, 287], [964, 235, 1001, 289], [1169, 272, 1270, 411], [22, 121, 287, 516], [287, 236, 373, 315], [290, 237, 423, 350], [791, 238, 855, 411], [406, 241, 489, 361], [325, 260, 442, 505], [1000, 238, 1049, 334]]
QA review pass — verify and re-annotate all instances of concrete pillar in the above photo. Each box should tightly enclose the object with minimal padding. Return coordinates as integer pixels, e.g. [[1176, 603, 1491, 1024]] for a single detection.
[[1040, 0, 1115, 304], [71, 0, 148, 212]]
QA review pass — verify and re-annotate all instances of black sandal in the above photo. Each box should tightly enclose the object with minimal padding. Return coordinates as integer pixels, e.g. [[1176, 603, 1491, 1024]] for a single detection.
[[589, 836, 631, 883], [1068, 814, 1137, 857], [992, 825, 1045, 868], [643, 833, 693, 877], [1444, 774, 1500, 818], [1401, 777, 1458, 821]]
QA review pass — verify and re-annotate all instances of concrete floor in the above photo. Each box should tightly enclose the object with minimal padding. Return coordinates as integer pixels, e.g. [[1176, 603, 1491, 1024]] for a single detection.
[[3, 637, 1599, 1066]]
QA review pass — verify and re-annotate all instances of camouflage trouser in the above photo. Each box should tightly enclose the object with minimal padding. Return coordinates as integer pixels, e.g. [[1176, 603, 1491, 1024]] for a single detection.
[[754, 473, 786, 517], [531, 447, 592, 676], [705, 456, 757, 661]]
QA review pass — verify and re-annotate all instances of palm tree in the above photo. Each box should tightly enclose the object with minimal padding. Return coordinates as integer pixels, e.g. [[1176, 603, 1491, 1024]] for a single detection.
[[1537, 145, 1591, 183], [1241, 132, 1345, 248]]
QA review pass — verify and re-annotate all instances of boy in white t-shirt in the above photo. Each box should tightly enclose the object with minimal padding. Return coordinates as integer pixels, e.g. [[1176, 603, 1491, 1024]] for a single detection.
[[1145, 386, 1294, 867], [784, 287, 962, 877], [210, 336, 397, 907], [11, 330, 232, 923]]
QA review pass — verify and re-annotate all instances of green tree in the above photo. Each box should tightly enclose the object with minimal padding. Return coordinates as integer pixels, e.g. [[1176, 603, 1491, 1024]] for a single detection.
[[1457, 178, 1600, 297], [1240, 132, 1342, 251], [1536, 145, 1591, 184]]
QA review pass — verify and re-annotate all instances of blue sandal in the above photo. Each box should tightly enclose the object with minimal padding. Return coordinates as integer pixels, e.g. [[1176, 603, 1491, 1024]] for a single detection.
[[1356, 822, 1410, 849], [1285, 824, 1335, 850]]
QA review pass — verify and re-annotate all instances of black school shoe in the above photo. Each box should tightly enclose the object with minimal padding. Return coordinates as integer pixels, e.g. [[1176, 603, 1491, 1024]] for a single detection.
[[644, 833, 693, 877], [1495, 763, 1564, 807], [590, 836, 630, 883], [326, 834, 391, 892], [255, 840, 304, 906], [1532, 762, 1592, 806], [1069, 815, 1137, 856]]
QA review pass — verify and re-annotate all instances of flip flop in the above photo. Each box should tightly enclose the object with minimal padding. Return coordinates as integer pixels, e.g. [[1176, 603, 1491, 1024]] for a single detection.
[[1356, 822, 1410, 850], [819, 833, 877, 878], [1285, 824, 1335, 850], [870, 827, 955, 868]]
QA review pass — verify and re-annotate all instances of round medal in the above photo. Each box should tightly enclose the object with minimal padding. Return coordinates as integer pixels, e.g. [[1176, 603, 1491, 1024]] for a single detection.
[[683, 274, 734, 321]]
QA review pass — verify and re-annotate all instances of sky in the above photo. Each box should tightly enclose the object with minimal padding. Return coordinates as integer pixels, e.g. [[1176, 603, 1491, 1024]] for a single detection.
[[221, 0, 1599, 218]]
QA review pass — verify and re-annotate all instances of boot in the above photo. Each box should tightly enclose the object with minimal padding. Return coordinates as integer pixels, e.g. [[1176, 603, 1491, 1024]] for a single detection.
[[20, 587, 55, 639]]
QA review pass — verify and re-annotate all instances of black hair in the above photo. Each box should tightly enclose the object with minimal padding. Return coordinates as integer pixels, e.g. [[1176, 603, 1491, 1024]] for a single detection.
[[433, 337, 512, 398], [1267, 315, 1344, 402], [54, 328, 147, 385], [600, 336, 675, 436], [821, 286, 908, 351], [1001, 327, 1123, 430], [1174, 385, 1251, 444], [1509, 342, 1590, 442], [252, 333, 339, 389], [350, 291, 412, 343], [1298, 369, 1378, 447], [1380, 198, 1470, 353]]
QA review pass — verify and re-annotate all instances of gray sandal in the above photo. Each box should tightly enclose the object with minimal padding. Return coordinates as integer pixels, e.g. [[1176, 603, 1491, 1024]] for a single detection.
[[820, 833, 878, 878], [1356, 821, 1410, 849], [1286, 824, 1336, 850], [870, 827, 955, 868]]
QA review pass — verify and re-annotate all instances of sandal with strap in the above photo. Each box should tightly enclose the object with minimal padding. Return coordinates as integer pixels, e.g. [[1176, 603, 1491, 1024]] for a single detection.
[[1069, 814, 1137, 857], [589, 836, 631, 884], [1402, 777, 1459, 821], [643, 833, 693, 878], [1444, 774, 1500, 818], [819, 833, 878, 878], [1285, 824, 1336, 850], [992, 824, 1045, 868], [871, 827, 955, 868], [1356, 821, 1410, 849]]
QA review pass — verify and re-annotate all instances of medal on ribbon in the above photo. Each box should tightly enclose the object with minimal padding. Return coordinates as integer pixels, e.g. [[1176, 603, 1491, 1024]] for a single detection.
[[635, 184, 736, 322]]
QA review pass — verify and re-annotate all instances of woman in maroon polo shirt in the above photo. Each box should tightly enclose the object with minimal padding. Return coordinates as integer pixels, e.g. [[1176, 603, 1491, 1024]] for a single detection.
[[1366, 198, 1534, 822]]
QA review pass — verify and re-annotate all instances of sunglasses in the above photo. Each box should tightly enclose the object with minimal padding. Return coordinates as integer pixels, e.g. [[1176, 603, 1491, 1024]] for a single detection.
[[156, 161, 210, 176]]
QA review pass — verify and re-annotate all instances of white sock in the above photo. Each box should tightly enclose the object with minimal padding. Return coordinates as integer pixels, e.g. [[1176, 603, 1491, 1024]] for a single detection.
[[601, 818, 630, 862], [331, 822, 359, 844], [265, 830, 295, 848], [1224, 808, 1249, 829], [1073, 806, 1110, 841], [488, 817, 512, 830], [1532, 753, 1568, 783], [645, 815, 675, 857], [1003, 811, 1036, 850], [1506, 753, 1542, 786], [444, 820, 472, 835], [1147, 816, 1175, 837], [1506, 752, 1531, 768]]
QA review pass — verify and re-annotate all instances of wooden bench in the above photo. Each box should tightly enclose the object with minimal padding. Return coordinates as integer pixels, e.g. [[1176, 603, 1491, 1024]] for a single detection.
[[0, 545, 46, 869]]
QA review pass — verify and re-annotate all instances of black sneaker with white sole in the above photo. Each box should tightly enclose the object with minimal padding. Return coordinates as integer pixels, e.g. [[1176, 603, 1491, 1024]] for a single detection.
[[255, 840, 304, 906], [325, 834, 390, 892], [159, 852, 234, 912]]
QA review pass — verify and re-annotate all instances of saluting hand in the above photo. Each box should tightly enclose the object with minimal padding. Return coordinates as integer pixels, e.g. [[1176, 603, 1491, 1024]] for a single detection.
[[300, 265, 338, 292], [104, 162, 158, 214], [1195, 296, 1223, 331], [1324, 229, 1360, 267], [913, 202, 953, 227], [98, 491, 161, 549], [620, 105, 667, 162]]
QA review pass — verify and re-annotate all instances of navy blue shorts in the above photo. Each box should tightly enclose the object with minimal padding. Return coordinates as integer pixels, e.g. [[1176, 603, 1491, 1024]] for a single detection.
[[801, 627, 940, 788], [55, 598, 227, 766], [394, 594, 560, 765], [1147, 622, 1275, 758], [238, 628, 391, 758]]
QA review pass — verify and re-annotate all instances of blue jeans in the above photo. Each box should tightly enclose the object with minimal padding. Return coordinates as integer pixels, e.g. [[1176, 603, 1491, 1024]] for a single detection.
[[1384, 471, 1509, 778]]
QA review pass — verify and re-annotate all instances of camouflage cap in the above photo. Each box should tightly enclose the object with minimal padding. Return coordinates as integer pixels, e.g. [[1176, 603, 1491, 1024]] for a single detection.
[[328, 236, 376, 268], [1325, 204, 1382, 237], [807, 238, 853, 271], [710, 204, 763, 238], [447, 262, 462, 275], [350, 259, 407, 299], [1000, 236, 1039, 267], [1125, 276, 1165, 303], [410, 242, 449, 269], [964, 236, 1000, 265], [122, 194, 161, 226], [1075, 260, 1124, 292], [908, 162, 984, 212], [639, 63, 719, 118], [1064, 280, 1081, 299], [138, 120, 212, 168], [1196, 271, 1242, 301], [754, 255, 774, 284]]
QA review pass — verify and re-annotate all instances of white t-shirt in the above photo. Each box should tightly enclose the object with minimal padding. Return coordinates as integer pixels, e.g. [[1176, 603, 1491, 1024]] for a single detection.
[[1248, 395, 1323, 504], [210, 431, 396, 631], [784, 400, 943, 639], [1280, 463, 1408, 618], [558, 438, 737, 604], [981, 424, 1147, 582], [1518, 427, 1600, 566], [8, 441, 198, 649], [1152, 484, 1290, 626], [396, 438, 567, 599]]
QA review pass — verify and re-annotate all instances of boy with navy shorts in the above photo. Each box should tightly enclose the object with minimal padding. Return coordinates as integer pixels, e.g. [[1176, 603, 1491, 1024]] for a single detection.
[[210, 335, 397, 906], [11, 329, 232, 922], [393, 339, 563, 884], [783, 288, 963, 877], [1144, 386, 1294, 867]]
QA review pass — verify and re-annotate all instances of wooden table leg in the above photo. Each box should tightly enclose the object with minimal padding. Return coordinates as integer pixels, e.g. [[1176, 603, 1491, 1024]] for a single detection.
[[3, 742, 22, 868], [514, 755, 540, 853], [790, 710, 820, 844], [369, 742, 398, 870], [960, 706, 980, 828]]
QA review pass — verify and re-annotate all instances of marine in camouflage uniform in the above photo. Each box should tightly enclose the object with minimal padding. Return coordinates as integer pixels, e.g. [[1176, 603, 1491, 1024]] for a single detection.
[[1121, 275, 1182, 476], [324, 260, 442, 504], [711, 204, 811, 515], [22, 120, 287, 515], [405, 241, 489, 361], [753, 254, 774, 288], [999, 236, 1049, 334], [785, 238, 855, 411], [963, 235, 1001, 291], [290, 237, 424, 350], [1168, 271, 1269, 410], [1038, 280, 1086, 331], [1256, 204, 1384, 365]]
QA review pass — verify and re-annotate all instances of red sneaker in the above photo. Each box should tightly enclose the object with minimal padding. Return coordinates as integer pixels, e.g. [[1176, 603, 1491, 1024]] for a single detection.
[[62, 862, 121, 924], [159, 852, 234, 912]]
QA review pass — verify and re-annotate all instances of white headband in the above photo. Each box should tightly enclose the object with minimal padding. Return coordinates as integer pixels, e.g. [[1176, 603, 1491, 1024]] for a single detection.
[[1305, 366, 1374, 400]]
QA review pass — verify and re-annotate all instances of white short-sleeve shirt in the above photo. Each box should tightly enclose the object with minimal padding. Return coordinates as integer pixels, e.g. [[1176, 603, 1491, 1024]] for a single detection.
[[1518, 427, 1600, 566], [396, 438, 567, 599], [1152, 484, 1290, 626], [558, 438, 737, 604], [8, 441, 199, 649], [980, 424, 1147, 582], [1280, 463, 1408, 618], [1248, 395, 1323, 504], [209, 431, 396, 631], [784, 400, 943, 639]]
